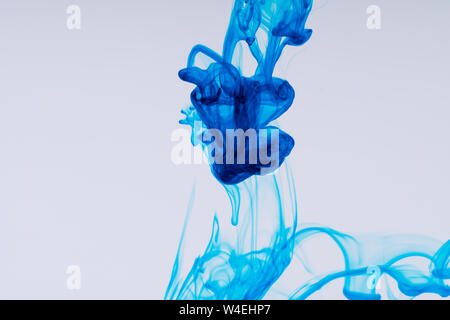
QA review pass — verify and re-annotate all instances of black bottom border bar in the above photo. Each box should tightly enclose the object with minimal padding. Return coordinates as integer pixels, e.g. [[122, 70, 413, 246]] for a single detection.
[[0, 300, 448, 318]]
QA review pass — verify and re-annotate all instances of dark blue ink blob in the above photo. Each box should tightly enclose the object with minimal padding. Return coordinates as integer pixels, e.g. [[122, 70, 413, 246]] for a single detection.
[[179, 0, 313, 185]]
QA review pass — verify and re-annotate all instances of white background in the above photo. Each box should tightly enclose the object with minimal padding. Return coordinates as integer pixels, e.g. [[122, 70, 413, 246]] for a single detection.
[[0, 0, 448, 298]]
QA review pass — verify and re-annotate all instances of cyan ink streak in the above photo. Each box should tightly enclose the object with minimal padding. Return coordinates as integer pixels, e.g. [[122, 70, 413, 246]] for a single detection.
[[167, 0, 450, 300], [166, 166, 450, 300]]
